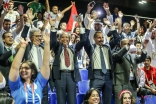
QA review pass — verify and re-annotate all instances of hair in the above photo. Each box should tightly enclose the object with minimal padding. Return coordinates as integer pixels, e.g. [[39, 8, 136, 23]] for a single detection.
[[91, 10, 97, 15], [123, 22, 130, 28], [134, 41, 141, 46], [120, 39, 129, 45], [9, 0, 14, 4], [59, 32, 70, 39], [146, 55, 151, 62], [82, 88, 101, 104], [20, 60, 38, 82], [29, 28, 41, 39], [0, 93, 13, 104], [3, 19, 11, 25], [2, 32, 12, 39], [121, 92, 133, 104], [73, 27, 80, 34], [94, 31, 103, 38]]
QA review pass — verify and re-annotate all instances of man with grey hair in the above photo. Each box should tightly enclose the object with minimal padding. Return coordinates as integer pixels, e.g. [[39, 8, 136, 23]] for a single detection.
[[23, 27, 49, 104]]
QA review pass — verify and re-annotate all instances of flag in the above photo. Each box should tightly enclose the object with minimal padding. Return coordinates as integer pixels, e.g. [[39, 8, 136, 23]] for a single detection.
[[66, 5, 78, 31]]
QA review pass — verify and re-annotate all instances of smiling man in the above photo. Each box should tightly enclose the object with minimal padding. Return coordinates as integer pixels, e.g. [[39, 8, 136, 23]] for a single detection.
[[50, 20, 86, 104], [84, 29, 120, 104]]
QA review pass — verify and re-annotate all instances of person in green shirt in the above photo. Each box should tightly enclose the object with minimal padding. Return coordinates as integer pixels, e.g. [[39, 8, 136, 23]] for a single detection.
[[27, 0, 45, 17]]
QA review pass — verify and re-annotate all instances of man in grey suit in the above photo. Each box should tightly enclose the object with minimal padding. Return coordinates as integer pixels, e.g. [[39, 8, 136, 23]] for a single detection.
[[113, 39, 147, 104]]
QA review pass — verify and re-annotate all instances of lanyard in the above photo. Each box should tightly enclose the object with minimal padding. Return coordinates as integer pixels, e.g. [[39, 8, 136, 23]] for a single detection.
[[24, 83, 35, 104]]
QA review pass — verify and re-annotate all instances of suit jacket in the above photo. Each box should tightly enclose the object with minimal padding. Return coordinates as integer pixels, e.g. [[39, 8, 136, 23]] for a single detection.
[[113, 46, 147, 85], [0, 47, 12, 67], [0, 47, 13, 93], [50, 31, 86, 82], [23, 42, 44, 61], [84, 29, 120, 79]]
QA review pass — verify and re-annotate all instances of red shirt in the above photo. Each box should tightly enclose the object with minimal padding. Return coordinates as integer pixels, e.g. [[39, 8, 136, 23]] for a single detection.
[[142, 66, 156, 85]]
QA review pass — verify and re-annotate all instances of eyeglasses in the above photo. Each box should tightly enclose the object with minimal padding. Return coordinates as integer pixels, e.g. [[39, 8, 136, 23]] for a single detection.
[[20, 67, 30, 70], [5, 36, 13, 38], [33, 35, 42, 38]]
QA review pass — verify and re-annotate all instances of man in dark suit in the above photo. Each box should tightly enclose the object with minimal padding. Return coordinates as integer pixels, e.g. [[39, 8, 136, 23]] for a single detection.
[[23, 28, 48, 104], [113, 38, 147, 104], [0, 32, 19, 93], [50, 22, 85, 104], [84, 28, 120, 104]]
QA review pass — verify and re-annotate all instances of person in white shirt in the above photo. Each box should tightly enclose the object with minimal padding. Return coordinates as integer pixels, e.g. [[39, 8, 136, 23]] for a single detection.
[[0, 5, 24, 46], [2, 1, 19, 26], [143, 18, 156, 67]]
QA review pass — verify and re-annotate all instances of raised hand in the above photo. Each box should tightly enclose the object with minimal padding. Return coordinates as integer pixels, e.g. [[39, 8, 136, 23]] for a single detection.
[[3, 6, 8, 14], [42, 32, 50, 43], [134, 14, 139, 22], [18, 5, 24, 15], [86, 14, 94, 23], [130, 20, 135, 26], [147, 20, 152, 24], [153, 18, 156, 25], [19, 37, 29, 45], [71, 1, 75, 5], [103, 18, 111, 26], [103, 2, 109, 11], [118, 11, 123, 18], [26, 8, 35, 20], [87, 2, 95, 10]]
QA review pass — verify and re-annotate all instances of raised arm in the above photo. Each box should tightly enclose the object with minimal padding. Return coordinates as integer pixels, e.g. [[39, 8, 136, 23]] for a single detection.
[[16, 5, 24, 35], [45, 0, 50, 12], [84, 2, 95, 28], [75, 17, 86, 51], [40, 32, 50, 80], [9, 38, 28, 82], [135, 15, 140, 34], [0, 8, 8, 31], [61, 1, 75, 15], [113, 46, 129, 62]]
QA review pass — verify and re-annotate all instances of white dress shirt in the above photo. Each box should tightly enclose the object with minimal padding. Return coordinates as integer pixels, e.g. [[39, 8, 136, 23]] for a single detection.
[[92, 45, 111, 69], [60, 48, 74, 70]]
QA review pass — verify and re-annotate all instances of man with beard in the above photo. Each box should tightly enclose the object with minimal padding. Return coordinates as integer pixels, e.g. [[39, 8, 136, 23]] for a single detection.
[[143, 18, 156, 67]]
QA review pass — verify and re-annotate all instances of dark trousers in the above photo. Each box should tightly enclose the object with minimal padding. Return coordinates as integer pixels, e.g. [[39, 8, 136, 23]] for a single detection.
[[114, 80, 137, 104], [41, 82, 48, 104], [90, 70, 112, 104], [54, 71, 76, 104]]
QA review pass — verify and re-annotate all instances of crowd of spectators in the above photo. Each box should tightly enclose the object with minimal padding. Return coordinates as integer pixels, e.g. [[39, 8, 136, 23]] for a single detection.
[[0, 0, 156, 104]]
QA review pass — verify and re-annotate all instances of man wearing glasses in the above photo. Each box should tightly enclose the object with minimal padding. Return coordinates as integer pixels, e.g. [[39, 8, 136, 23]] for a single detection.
[[23, 28, 48, 104]]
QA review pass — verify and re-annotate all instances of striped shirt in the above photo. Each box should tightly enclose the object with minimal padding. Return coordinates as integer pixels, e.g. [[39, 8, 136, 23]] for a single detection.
[[92, 45, 111, 69]]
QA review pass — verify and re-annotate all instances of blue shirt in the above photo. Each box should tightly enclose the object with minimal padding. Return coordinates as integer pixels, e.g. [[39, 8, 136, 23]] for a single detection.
[[9, 73, 48, 104]]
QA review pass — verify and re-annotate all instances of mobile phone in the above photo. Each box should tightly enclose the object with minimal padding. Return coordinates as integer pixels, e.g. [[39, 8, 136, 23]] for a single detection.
[[90, 1, 96, 7], [21, 25, 30, 39]]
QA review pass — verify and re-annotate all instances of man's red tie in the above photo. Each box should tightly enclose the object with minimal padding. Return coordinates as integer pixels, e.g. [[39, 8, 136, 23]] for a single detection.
[[64, 47, 70, 67]]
